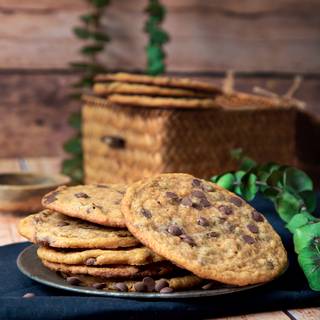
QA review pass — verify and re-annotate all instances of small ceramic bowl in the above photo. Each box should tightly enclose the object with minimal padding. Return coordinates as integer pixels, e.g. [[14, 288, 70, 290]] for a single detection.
[[0, 172, 70, 213]]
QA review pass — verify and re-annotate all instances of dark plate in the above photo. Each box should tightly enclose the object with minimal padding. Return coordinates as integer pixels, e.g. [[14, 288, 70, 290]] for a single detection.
[[17, 245, 279, 299]]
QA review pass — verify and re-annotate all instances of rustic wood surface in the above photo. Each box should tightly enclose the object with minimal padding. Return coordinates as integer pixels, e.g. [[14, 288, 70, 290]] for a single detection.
[[0, 157, 319, 319], [0, 0, 319, 72]]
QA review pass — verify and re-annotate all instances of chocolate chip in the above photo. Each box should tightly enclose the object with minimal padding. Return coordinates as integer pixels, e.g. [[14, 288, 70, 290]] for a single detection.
[[96, 184, 109, 188], [206, 231, 219, 238], [43, 191, 59, 204], [92, 282, 106, 290], [242, 235, 255, 244], [23, 292, 35, 298], [168, 225, 183, 236], [165, 192, 180, 203], [218, 205, 233, 215], [37, 237, 50, 247], [247, 224, 259, 234], [252, 210, 264, 222], [266, 260, 275, 270], [180, 234, 196, 246], [226, 223, 236, 232], [101, 135, 126, 149], [85, 258, 96, 266], [155, 279, 169, 292], [192, 202, 203, 210], [202, 282, 215, 290], [197, 216, 210, 227], [66, 276, 81, 286], [160, 287, 174, 293], [134, 282, 146, 292], [181, 196, 193, 207], [141, 208, 152, 219], [229, 196, 243, 207], [92, 203, 103, 210], [143, 277, 155, 292], [115, 282, 128, 292], [200, 198, 212, 208], [191, 190, 206, 199], [75, 192, 90, 199], [192, 179, 202, 187]]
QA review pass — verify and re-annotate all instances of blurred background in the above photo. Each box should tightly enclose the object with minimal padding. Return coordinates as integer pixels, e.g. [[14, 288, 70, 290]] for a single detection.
[[0, 0, 319, 159]]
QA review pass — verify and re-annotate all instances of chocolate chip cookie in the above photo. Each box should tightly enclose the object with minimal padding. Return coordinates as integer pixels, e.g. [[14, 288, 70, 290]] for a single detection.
[[41, 259, 175, 279], [18, 210, 139, 249], [42, 184, 126, 228], [37, 246, 164, 266], [121, 173, 288, 286], [95, 73, 221, 94], [60, 273, 203, 292], [93, 82, 212, 98]]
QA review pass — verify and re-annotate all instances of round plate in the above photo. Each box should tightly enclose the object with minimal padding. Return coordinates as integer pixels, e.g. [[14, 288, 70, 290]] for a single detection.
[[17, 245, 271, 299]]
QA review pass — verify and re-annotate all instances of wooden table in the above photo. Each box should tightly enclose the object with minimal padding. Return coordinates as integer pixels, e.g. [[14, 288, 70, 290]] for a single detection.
[[0, 157, 319, 320]]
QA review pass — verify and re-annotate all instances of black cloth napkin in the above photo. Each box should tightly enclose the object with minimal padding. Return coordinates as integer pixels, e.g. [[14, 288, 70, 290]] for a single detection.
[[1, 195, 320, 320]]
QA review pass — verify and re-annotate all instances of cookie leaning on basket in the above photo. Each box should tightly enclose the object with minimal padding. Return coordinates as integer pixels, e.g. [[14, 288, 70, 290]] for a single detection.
[[121, 173, 288, 286]]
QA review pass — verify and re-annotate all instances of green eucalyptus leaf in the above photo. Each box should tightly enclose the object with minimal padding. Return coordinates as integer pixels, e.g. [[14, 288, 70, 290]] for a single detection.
[[64, 137, 82, 155], [267, 170, 285, 188], [239, 157, 256, 172], [210, 175, 219, 183], [216, 173, 235, 190], [293, 222, 320, 253], [80, 13, 99, 25], [92, 32, 110, 42], [287, 212, 319, 234], [298, 246, 320, 291], [72, 77, 94, 88], [62, 157, 83, 184], [147, 60, 165, 75], [284, 167, 313, 192], [239, 173, 258, 201], [81, 44, 104, 55], [275, 191, 301, 222], [261, 187, 280, 200], [145, 0, 166, 21], [73, 27, 91, 39], [256, 163, 280, 183], [149, 29, 169, 45], [299, 190, 317, 212], [146, 45, 165, 60], [234, 171, 245, 195], [90, 0, 110, 8], [68, 112, 82, 130]]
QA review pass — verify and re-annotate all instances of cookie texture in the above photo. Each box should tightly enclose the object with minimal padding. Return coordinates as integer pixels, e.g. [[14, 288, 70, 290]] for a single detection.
[[121, 173, 288, 286], [60, 273, 203, 292], [37, 246, 164, 266], [93, 82, 212, 98], [95, 73, 221, 93], [42, 184, 126, 228], [108, 94, 218, 109], [41, 259, 175, 279], [18, 210, 139, 249]]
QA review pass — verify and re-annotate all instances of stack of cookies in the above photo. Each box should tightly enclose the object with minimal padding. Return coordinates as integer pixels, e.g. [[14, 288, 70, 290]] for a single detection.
[[18, 173, 288, 293], [93, 72, 222, 108]]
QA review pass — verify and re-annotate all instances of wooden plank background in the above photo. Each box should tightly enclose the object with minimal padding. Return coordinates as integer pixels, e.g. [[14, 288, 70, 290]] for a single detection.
[[0, 0, 319, 157]]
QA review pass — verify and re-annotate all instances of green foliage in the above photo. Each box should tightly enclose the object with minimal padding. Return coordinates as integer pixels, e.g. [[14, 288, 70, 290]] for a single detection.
[[144, 0, 169, 75], [63, 0, 110, 183], [211, 148, 320, 291]]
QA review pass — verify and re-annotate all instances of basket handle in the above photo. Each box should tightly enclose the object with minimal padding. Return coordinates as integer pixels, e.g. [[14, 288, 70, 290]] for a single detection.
[[100, 135, 126, 149]]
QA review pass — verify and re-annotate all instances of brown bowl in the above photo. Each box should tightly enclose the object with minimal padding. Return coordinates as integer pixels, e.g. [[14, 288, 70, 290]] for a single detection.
[[0, 172, 70, 213]]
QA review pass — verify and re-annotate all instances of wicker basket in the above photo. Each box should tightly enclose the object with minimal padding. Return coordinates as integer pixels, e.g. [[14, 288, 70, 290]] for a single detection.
[[82, 93, 299, 184]]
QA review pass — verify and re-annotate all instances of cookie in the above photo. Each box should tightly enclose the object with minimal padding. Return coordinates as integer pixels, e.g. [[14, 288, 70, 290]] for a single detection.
[[42, 184, 126, 228], [37, 246, 164, 266], [108, 94, 219, 109], [121, 173, 288, 286], [41, 259, 175, 279], [59, 273, 203, 292], [93, 82, 212, 98], [95, 73, 221, 94], [18, 210, 139, 249]]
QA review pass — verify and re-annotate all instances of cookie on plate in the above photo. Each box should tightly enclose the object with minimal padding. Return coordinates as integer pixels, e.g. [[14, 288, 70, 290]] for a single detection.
[[42, 184, 126, 228], [41, 259, 175, 279], [121, 173, 288, 286], [93, 82, 212, 98], [37, 246, 164, 266], [18, 210, 139, 249], [95, 73, 221, 94], [60, 273, 203, 292]]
